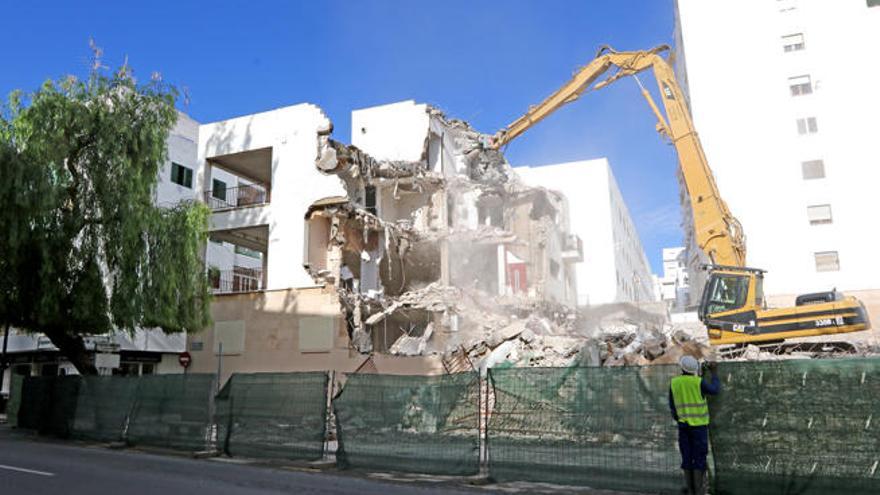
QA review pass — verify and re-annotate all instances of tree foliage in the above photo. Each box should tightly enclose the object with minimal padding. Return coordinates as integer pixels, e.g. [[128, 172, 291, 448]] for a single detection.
[[0, 60, 211, 374]]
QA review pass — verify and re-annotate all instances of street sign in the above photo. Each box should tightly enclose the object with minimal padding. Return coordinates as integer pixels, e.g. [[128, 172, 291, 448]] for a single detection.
[[178, 351, 192, 368]]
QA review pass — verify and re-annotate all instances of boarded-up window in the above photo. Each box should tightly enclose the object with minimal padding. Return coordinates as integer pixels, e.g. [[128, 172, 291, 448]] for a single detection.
[[796, 117, 818, 135], [814, 251, 840, 272], [807, 204, 833, 225], [299, 316, 335, 353], [789, 75, 812, 96], [802, 160, 825, 179], [782, 33, 805, 52], [214, 320, 246, 355]]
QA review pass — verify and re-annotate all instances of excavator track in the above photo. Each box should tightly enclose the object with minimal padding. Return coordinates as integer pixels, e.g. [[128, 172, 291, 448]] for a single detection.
[[718, 341, 857, 359]]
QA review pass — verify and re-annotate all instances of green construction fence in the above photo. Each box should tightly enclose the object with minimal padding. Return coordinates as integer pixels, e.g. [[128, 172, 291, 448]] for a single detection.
[[488, 365, 681, 493], [333, 372, 481, 476], [709, 358, 880, 495], [125, 374, 215, 451], [215, 372, 329, 461], [72, 375, 140, 442], [11, 375, 81, 438], [11, 373, 215, 452]]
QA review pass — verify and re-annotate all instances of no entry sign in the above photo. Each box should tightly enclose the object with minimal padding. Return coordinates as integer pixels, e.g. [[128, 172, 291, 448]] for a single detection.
[[178, 351, 192, 369]]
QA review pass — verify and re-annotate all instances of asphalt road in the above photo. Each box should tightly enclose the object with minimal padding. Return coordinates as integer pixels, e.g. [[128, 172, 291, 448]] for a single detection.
[[0, 431, 483, 495]]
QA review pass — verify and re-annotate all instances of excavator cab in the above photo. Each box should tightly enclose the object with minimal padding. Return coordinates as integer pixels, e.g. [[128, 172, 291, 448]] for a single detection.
[[698, 266, 763, 323]]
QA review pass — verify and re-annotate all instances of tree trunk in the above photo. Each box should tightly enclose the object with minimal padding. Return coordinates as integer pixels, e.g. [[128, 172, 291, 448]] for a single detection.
[[44, 330, 98, 375]]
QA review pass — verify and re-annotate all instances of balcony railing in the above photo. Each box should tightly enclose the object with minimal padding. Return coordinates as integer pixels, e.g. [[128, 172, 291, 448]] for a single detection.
[[209, 267, 263, 294], [204, 183, 268, 210]]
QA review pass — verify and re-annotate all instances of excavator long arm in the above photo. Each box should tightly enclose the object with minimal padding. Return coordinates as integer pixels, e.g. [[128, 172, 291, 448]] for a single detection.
[[492, 45, 746, 268]]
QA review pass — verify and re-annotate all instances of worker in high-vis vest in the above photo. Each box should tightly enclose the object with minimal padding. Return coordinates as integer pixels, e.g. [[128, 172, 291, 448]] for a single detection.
[[669, 355, 720, 495]]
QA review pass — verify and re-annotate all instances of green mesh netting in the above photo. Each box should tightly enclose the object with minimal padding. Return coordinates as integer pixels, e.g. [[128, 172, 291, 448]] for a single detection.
[[13, 376, 81, 438], [72, 375, 139, 442], [488, 366, 681, 493], [6, 374, 24, 427], [126, 374, 215, 451], [215, 372, 329, 460], [710, 358, 880, 495], [333, 372, 480, 476]]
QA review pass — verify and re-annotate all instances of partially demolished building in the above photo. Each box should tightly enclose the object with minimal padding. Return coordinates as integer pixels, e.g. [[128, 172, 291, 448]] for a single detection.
[[305, 100, 583, 358]]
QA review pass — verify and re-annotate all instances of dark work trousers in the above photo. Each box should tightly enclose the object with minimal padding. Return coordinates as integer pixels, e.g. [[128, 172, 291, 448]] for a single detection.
[[677, 423, 709, 471]]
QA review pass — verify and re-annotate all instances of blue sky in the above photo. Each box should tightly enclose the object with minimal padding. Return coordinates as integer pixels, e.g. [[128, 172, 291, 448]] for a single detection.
[[0, 0, 681, 273]]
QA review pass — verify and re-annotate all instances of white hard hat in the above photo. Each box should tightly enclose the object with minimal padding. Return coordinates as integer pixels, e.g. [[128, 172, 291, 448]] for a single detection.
[[679, 355, 700, 375]]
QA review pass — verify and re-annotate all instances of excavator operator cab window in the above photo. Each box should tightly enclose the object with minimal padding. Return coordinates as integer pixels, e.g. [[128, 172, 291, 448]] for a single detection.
[[754, 274, 765, 308], [703, 274, 750, 315]]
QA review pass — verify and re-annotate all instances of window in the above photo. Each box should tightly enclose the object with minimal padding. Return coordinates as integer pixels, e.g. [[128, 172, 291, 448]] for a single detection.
[[801, 160, 825, 179], [782, 33, 805, 52], [789, 75, 812, 96], [796, 117, 818, 135], [815, 251, 840, 272], [212, 178, 227, 200], [364, 185, 377, 215], [807, 204, 833, 225], [703, 274, 750, 315], [171, 162, 193, 188]]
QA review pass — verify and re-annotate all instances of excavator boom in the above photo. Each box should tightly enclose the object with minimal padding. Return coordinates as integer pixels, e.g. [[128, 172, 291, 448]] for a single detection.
[[493, 45, 744, 268], [492, 45, 870, 346]]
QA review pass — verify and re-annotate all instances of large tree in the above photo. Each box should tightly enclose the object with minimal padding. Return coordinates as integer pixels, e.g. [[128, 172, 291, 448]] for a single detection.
[[0, 58, 211, 374]]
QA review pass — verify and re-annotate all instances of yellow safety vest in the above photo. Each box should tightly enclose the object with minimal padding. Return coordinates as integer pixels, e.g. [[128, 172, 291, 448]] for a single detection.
[[671, 375, 710, 427]]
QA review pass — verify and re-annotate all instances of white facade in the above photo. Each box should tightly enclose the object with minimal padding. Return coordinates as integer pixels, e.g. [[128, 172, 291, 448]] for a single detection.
[[658, 246, 690, 311], [674, 0, 880, 298], [156, 112, 200, 206], [197, 104, 346, 290], [516, 159, 655, 306]]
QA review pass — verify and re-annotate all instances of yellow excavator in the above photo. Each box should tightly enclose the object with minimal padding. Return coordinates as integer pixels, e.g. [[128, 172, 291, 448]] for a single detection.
[[491, 45, 870, 347]]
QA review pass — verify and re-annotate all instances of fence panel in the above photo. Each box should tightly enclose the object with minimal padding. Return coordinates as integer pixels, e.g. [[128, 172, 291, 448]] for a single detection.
[[13, 376, 81, 438], [333, 372, 480, 476], [72, 375, 139, 442], [488, 365, 681, 493], [215, 372, 328, 461], [126, 374, 215, 451], [710, 358, 880, 495]]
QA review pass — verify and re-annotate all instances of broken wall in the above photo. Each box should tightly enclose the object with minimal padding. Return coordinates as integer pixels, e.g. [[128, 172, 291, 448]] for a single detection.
[[309, 100, 584, 359]]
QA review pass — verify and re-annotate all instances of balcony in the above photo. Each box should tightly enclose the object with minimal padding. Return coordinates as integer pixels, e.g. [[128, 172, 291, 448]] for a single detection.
[[561, 234, 584, 263], [209, 267, 264, 295], [204, 183, 268, 210]]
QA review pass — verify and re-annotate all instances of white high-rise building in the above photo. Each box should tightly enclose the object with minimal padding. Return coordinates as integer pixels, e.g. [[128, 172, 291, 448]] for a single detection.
[[516, 159, 655, 306], [674, 1, 880, 316]]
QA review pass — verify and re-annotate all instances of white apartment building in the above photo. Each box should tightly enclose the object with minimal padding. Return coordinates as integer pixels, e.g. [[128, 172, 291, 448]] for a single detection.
[[657, 247, 690, 312], [516, 159, 655, 306], [674, 1, 880, 314]]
